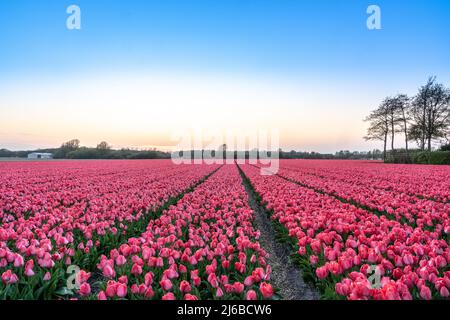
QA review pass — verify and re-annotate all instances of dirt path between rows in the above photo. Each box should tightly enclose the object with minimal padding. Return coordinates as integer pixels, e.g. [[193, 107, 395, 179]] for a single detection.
[[237, 164, 320, 300]]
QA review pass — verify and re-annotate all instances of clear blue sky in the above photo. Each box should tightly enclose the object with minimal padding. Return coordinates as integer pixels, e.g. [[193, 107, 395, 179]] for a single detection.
[[0, 0, 449, 152]]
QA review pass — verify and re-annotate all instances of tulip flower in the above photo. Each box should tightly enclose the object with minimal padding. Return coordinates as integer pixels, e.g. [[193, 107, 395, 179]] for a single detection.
[[246, 290, 257, 300], [259, 282, 274, 299], [216, 287, 224, 298], [244, 276, 254, 286], [116, 283, 128, 298], [105, 282, 117, 298], [439, 286, 449, 298], [162, 292, 176, 300], [180, 280, 191, 293], [79, 283, 91, 297], [24, 267, 35, 277], [145, 287, 155, 299], [115, 255, 126, 266], [131, 263, 142, 276], [233, 282, 244, 294], [76, 270, 91, 284], [420, 285, 432, 300], [315, 266, 329, 280], [160, 279, 172, 291], [102, 264, 116, 278], [98, 291, 107, 300], [118, 275, 128, 284]]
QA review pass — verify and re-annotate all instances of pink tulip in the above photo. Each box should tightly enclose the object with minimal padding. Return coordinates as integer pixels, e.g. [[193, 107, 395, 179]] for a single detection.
[[439, 286, 449, 298], [160, 279, 172, 291], [116, 283, 127, 298], [131, 284, 140, 294], [246, 290, 257, 300], [244, 276, 254, 286], [24, 264, 35, 277], [216, 287, 224, 298], [180, 280, 191, 293], [76, 270, 91, 284], [316, 266, 329, 280], [1, 270, 12, 284], [118, 275, 128, 284], [131, 263, 142, 276], [420, 285, 432, 300], [14, 254, 24, 268], [259, 282, 274, 299], [105, 282, 117, 298], [102, 264, 116, 278], [79, 283, 91, 297], [115, 255, 126, 266], [233, 282, 244, 294], [144, 272, 154, 286], [43, 272, 51, 281], [98, 291, 107, 300], [309, 255, 319, 266], [144, 287, 155, 298], [162, 292, 175, 300]]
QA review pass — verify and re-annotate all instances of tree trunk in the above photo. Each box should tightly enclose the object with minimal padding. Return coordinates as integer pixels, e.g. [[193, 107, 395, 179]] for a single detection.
[[391, 121, 395, 151], [401, 109, 409, 155], [421, 106, 426, 150], [427, 110, 432, 152], [383, 132, 387, 161], [404, 125, 409, 151]]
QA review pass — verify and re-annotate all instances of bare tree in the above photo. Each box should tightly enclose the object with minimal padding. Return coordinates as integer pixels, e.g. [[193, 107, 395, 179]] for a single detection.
[[392, 94, 411, 155], [364, 99, 390, 161], [410, 77, 450, 151], [410, 77, 433, 150], [386, 97, 398, 151], [426, 81, 450, 151]]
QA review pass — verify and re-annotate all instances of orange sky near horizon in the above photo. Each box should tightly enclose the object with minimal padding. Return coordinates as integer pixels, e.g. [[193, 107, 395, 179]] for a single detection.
[[0, 72, 382, 153]]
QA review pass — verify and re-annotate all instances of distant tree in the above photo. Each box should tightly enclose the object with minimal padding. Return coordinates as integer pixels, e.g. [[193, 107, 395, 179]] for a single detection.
[[372, 149, 383, 160], [221, 144, 227, 160], [409, 78, 431, 150], [96, 141, 111, 151], [61, 139, 80, 151], [55, 139, 80, 158], [409, 77, 450, 151], [392, 94, 411, 155], [364, 99, 390, 160], [386, 97, 398, 151], [0, 149, 15, 158]]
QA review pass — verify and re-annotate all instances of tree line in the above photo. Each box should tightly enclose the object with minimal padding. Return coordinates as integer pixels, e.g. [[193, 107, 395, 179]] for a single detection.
[[365, 76, 450, 161], [52, 139, 171, 159], [1, 139, 381, 160]]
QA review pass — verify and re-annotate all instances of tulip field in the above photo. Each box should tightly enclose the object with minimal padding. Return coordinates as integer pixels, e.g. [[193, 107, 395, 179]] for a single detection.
[[0, 160, 449, 300]]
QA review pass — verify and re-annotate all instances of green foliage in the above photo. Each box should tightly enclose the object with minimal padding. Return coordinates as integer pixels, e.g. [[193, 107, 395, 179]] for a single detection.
[[67, 147, 100, 159], [387, 150, 450, 165], [428, 151, 450, 164]]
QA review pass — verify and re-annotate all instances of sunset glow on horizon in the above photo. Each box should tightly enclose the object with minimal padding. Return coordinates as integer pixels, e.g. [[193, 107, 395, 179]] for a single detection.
[[1, 72, 384, 152], [1, 0, 449, 153]]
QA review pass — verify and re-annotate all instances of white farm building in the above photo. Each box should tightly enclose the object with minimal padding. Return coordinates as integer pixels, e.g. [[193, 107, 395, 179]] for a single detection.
[[27, 152, 53, 159]]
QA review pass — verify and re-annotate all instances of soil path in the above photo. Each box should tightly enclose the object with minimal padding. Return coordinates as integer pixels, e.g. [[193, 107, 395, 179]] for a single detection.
[[237, 164, 320, 300]]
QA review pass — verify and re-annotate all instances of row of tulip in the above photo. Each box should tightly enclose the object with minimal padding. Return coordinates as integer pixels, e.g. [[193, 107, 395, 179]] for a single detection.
[[76, 165, 274, 300], [0, 161, 219, 299], [239, 163, 450, 300], [280, 160, 450, 203], [274, 162, 450, 231]]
